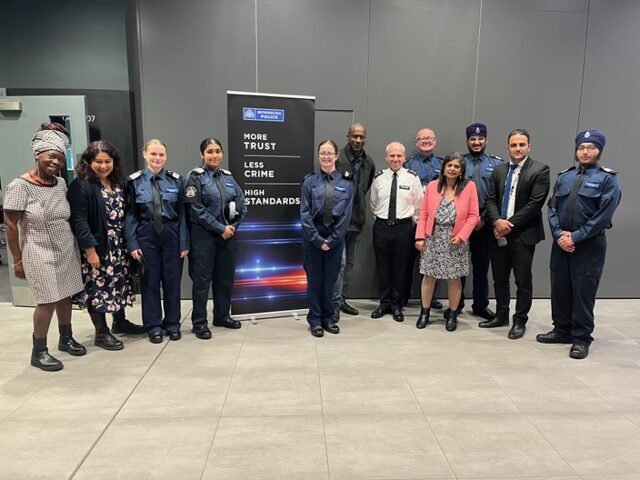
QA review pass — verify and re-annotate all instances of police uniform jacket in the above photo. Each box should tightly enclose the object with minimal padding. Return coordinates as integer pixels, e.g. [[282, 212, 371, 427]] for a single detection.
[[124, 168, 189, 252], [463, 152, 503, 211], [548, 163, 621, 244], [404, 152, 443, 186], [182, 165, 247, 234], [300, 170, 354, 249], [335, 145, 375, 232], [370, 167, 423, 223]]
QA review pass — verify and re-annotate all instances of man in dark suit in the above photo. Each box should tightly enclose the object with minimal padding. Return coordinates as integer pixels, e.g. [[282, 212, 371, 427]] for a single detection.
[[482, 129, 550, 339]]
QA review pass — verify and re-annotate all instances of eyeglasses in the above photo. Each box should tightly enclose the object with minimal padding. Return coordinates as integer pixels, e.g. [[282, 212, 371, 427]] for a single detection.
[[577, 144, 598, 152], [416, 136, 435, 143], [318, 152, 336, 158]]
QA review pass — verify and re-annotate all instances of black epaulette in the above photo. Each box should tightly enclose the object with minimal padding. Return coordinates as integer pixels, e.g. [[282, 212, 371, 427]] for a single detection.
[[167, 169, 181, 180], [220, 168, 232, 175], [191, 167, 205, 175], [342, 171, 354, 181], [558, 166, 576, 175], [303, 172, 314, 181], [374, 169, 384, 178], [127, 170, 143, 181], [406, 169, 418, 177], [600, 166, 618, 175]]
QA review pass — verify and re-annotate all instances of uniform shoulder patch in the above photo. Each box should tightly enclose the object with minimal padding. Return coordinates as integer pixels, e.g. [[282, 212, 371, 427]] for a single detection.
[[406, 169, 418, 176], [184, 185, 198, 198], [127, 170, 142, 180], [220, 168, 232, 175], [600, 166, 618, 175], [558, 166, 576, 175], [374, 169, 384, 178], [342, 171, 354, 181], [191, 167, 205, 175], [167, 169, 181, 180]]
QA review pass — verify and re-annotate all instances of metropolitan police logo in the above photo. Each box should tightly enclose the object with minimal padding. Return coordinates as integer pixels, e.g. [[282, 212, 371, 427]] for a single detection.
[[584, 131, 591, 138], [185, 186, 197, 198], [475, 126, 480, 134], [243, 108, 257, 120]]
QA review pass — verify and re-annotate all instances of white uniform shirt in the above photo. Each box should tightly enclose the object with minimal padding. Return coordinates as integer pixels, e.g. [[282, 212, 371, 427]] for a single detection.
[[370, 167, 423, 223], [505, 156, 528, 219]]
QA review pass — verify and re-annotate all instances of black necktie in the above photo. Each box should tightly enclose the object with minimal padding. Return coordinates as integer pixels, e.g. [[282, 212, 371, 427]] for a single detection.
[[214, 169, 228, 224], [473, 158, 482, 186], [388, 172, 398, 221], [323, 173, 334, 227], [151, 176, 163, 234], [561, 169, 586, 230]]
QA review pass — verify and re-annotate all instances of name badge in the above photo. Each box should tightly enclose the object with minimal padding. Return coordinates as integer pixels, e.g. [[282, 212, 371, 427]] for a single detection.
[[485, 167, 494, 172], [166, 188, 179, 193], [585, 182, 600, 189], [225, 182, 234, 187], [335, 186, 347, 192], [399, 185, 410, 190]]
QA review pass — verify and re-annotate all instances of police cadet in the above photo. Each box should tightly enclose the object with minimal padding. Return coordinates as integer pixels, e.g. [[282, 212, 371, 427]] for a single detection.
[[301, 140, 354, 337], [183, 137, 247, 340], [370, 141, 423, 322], [125, 139, 189, 343], [404, 128, 444, 310], [538, 130, 621, 359], [459, 123, 503, 320]]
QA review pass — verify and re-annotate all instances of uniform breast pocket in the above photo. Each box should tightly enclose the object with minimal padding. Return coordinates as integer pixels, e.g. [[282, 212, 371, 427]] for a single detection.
[[224, 182, 237, 199], [481, 168, 494, 179], [554, 184, 571, 200], [163, 190, 179, 203], [136, 188, 153, 204], [333, 185, 350, 210]]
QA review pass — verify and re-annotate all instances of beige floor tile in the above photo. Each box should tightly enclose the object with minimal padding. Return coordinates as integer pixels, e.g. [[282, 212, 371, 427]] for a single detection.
[[73, 416, 218, 480], [529, 412, 640, 475], [427, 412, 575, 478], [0, 419, 107, 479], [324, 413, 454, 479], [234, 342, 318, 372], [202, 415, 328, 480]]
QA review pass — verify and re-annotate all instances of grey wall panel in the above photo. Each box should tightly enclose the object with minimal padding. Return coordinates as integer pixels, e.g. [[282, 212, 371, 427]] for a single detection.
[[475, 2, 588, 297], [0, 0, 130, 90], [138, 0, 256, 175], [577, 0, 640, 297]]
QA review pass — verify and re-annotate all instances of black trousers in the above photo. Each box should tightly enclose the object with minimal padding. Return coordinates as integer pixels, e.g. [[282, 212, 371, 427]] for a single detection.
[[372, 219, 413, 307], [461, 221, 492, 310], [550, 234, 606, 344], [489, 235, 536, 324]]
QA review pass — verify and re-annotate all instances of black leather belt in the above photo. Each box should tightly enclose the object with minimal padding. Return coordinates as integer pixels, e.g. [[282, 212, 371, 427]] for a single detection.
[[376, 217, 412, 226]]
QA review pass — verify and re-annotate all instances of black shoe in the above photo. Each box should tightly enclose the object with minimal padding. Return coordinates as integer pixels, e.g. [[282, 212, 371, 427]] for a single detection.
[[112, 319, 145, 335], [323, 323, 340, 334], [168, 331, 182, 341], [508, 322, 526, 339], [58, 324, 87, 356], [431, 298, 443, 310], [95, 332, 124, 350], [340, 301, 359, 316], [392, 306, 404, 322], [570, 342, 589, 359], [149, 332, 164, 344], [192, 324, 212, 340], [478, 317, 509, 328], [31, 336, 64, 372], [371, 304, 389, 319], [445, 311, 458, 332], [416, 307, 430, 329], [333, 304, 341, 324], [536, 329, 573, 344], [212, 317, 242, 329], [310, 325, 324, 337], [472, 307, 495, 320]]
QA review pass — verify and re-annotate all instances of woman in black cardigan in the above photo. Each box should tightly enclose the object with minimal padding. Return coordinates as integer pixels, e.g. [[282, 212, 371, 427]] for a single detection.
[[68, 141, 143, 350]]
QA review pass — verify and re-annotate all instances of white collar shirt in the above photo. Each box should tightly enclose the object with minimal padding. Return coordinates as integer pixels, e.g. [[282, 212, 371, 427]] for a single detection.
[[506, 156, 528, 219], [369, 167, 424, 223]]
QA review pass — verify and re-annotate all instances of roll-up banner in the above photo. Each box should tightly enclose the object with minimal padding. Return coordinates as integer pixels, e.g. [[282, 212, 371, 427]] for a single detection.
[[227, 91, 315, 318]]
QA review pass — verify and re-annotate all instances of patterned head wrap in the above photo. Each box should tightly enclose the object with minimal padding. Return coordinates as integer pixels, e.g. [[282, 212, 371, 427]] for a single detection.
[[31, 129, 69, 156]]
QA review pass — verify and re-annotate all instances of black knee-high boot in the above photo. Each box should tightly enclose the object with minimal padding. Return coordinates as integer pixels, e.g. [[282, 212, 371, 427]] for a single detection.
[[58, 324, 87, 356], [31, 335, 63, 371], [416, 307, 430, 329], [90, 312, 124, 351]]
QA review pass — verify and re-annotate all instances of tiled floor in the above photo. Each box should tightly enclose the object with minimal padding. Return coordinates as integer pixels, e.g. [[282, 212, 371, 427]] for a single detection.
[[0, 298, 639, 479]]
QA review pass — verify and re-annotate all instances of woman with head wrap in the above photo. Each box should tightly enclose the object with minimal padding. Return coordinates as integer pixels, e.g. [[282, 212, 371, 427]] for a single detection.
[[68, 141, 141, 351], [3, 123, 86, 371]]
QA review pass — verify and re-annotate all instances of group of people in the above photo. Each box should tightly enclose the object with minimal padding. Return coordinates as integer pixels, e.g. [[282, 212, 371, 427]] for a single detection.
[[302, 123, 621, 360], [4, 124, 245, 371]]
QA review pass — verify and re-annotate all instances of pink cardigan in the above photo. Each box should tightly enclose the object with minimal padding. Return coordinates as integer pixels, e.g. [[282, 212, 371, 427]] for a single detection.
[[415, 180, 480, 243]]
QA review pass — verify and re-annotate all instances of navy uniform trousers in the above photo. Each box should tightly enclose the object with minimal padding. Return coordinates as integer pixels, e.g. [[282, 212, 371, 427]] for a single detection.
[[550, 234, 606, 344], [189, 223, 236, 326], [303, 224, 344, 328], [373, 218, 413, 308], [138, 221, 183, 334]]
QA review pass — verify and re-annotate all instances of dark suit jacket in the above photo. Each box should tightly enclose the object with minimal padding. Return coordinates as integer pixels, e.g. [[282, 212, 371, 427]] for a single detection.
[[67, 178, 111, 257], [485, 156, 550, 246]]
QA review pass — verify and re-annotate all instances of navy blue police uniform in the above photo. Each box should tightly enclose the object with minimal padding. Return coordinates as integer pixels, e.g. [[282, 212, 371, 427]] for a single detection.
[[183, 166, 246, 329], [300, 170, 354, 330], [125, 168, 189, 336], [461, 152, 503, 313], [547, 163, 621, 346], [402, 151, 443, 304]]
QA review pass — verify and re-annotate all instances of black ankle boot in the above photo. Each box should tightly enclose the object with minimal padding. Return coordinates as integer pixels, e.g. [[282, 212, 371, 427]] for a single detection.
[[416, 307, 431, 329], [90, 312, 124, 351], [446, 310, 458, 332], [111, 309, 145, 335], [58, 324, 87, 356], [31, 335, 63, 371]]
